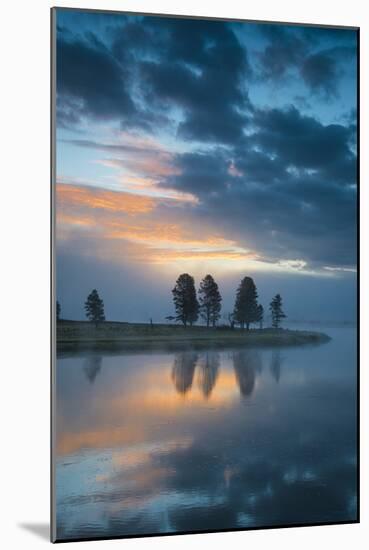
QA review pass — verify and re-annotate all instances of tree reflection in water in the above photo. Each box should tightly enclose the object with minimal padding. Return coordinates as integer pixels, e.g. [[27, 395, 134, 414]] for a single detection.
[[270, 350, 283, 383], [232, 350, 262, 398], [197, 351, 220, 399], [83, 355, 102, 383], [171, 352, 198, 395]]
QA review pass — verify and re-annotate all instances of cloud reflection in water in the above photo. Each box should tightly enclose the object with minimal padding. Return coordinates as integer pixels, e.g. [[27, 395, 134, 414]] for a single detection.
[[55, 328, 357, 539]]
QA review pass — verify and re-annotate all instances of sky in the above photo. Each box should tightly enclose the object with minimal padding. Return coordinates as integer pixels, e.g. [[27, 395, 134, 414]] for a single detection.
[[55, 9, 358, 324]]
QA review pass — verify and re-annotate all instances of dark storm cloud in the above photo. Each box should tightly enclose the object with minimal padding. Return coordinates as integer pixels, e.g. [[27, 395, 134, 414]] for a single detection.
[[257, 24, 307, 80], [56, 34, 136, 124], [272, 178, 356, 265], [165, 151, 231, 194], [158, 104, 356, 267], [257, 25, 357, 97], [301, 51, 339, 96], [252, 107, 356, 183], [111, 18, 159, 59], [57, 15, 252, 142], [56, 23, 166, 131], [112, 15, 252, 71], [202, 180, 356, 267], [56, 11, 357, 270], [140, 59, 250, 143], [166, 106, 356, 190], [157, 17, 251, 73], [301, 46, 356, 97], [233, 148, 287, 184], [136, 18, 252, 144]]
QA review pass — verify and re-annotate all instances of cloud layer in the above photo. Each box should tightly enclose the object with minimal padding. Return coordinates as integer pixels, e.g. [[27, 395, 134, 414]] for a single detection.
[[55, 10, 358, 320]]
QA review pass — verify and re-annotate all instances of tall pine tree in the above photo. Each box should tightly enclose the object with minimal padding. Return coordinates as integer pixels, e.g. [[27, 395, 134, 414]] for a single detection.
[[256, 304, 264, 329], [270, 294, 286, 328], [85, 289, 105, 327], [233, 276, 259, 330], [172, 274, 199, 327], [198, 274, 222, 327]]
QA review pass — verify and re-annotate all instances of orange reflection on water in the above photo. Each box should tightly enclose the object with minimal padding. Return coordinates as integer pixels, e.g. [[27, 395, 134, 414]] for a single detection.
[[57, 424, 147, 456], [57, 350, 262, 463], [56, 352, 252, 458]]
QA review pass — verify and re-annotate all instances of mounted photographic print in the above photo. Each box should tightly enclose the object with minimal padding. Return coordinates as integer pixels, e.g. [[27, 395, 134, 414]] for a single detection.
[[51, 7, 359, 543]]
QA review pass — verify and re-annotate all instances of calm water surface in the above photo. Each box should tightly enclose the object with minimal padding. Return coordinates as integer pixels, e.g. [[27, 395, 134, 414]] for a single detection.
[[55, 327, 357, 539]]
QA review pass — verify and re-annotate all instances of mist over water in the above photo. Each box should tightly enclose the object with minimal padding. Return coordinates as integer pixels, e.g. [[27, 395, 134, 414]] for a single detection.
[[55, 326, 357, 540]]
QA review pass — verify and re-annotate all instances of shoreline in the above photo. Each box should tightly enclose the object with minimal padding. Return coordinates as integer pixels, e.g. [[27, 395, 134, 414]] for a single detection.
[[56, 321, 331, 353]]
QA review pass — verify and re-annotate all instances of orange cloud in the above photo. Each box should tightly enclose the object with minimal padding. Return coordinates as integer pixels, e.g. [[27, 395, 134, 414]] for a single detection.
[[148, 249, 258, 264], [56, 182, 259, 271], [99, 154, 179, 178], [57, 183, 155, 215], [101, 222, 257, 266], [86, 131, 182, 188], [114, 174, 198, 204]]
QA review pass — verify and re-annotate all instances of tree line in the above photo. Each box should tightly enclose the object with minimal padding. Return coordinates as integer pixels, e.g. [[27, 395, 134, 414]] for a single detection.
[[56, 289, 105, 327], [56, 275, 286, 329], [171, 273, 286, 329]]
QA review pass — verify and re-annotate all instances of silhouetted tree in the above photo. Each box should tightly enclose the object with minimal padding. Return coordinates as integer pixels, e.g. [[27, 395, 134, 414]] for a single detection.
[[256, 304, 264, 329], [85, 289, 105, 327], [172, 274, 199, 327], [56, 301, 61, 321], [233, 276, 259, 330], [198, 274, 222, 327], [172, 352, 198, 395], [270, 294, 286, 328]]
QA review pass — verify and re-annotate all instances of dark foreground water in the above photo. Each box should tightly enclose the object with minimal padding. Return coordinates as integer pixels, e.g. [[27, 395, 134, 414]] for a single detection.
[[55, 327, 357, 540]]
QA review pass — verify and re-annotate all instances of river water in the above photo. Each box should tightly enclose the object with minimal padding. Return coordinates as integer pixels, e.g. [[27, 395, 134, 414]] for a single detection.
[[54, 326, 357, 540]]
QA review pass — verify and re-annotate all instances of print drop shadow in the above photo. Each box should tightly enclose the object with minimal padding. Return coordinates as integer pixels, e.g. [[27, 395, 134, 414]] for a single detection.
[[18, 523, 49, 541]]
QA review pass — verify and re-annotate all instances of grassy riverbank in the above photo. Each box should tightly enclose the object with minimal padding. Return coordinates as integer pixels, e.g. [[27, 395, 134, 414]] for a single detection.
[[56, 320, 330, 352]]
